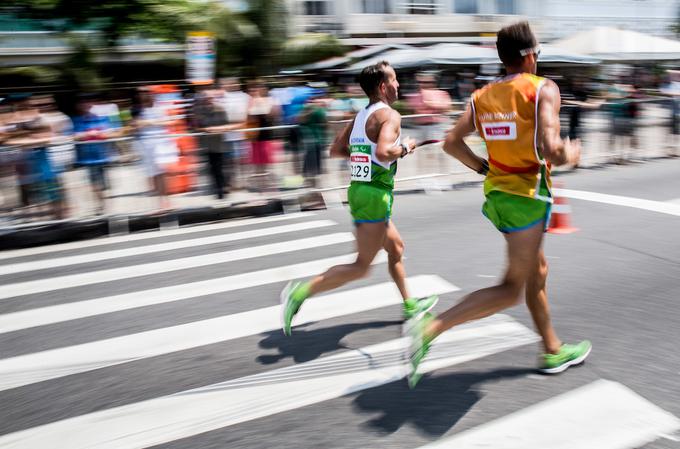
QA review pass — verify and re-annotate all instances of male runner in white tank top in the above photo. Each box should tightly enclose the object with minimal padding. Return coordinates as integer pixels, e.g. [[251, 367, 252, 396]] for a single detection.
[[281, 61, 438, 336]]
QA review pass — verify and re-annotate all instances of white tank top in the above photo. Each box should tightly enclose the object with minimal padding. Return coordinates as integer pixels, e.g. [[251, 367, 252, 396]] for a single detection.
[[349, 101, 400, 170]]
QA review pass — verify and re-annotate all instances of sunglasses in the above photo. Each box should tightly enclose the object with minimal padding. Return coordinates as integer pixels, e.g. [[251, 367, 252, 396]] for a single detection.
[[519, 45, 542, 58]]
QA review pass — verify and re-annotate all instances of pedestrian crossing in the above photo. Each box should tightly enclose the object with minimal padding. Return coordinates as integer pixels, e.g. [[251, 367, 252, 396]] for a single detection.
[[0, 211, 677, 449]]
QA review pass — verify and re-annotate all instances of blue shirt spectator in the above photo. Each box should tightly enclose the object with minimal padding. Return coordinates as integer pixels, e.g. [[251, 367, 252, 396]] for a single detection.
[[72, 113, 118, 166]]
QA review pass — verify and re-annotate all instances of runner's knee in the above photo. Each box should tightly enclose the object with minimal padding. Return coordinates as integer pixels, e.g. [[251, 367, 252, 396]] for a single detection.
[[536, 260, 548, 285], [500, 278, 525, 306], [352, 259, 373, 278], [386, 239, 404, 263]]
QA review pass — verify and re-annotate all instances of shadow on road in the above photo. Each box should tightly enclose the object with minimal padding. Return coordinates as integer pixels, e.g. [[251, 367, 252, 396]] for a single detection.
[[352, 367, 534, 437], [257, 320, 402, 365]]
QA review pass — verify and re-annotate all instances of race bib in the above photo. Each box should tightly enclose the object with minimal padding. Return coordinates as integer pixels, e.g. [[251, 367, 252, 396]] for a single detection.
[[481, 121, 517, 141], [350, 144, 371, 182]]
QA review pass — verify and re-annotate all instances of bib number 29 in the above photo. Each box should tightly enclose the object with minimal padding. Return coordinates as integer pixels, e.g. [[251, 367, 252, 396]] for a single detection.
[[350, 144, 371, 182], [351, 164, 370, 178]]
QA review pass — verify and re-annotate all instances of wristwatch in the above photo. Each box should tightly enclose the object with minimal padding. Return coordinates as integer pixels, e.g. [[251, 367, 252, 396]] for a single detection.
[[399, 143, 409, 158]]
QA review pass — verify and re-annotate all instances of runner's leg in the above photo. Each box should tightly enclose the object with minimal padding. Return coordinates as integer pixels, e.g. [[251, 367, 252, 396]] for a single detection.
[[426, 221, 544, 337], [383, 222, 409, 300], [525, 248, 562, 354], [307, 221, 386, 296]]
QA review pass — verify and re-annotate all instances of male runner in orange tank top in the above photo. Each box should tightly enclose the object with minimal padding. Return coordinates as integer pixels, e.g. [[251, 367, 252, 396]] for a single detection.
[[407, 22, 591, 387]]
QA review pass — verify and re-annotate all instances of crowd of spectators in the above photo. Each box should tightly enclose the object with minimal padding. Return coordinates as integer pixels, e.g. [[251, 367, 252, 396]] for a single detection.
[[1, 68, 678, 222]]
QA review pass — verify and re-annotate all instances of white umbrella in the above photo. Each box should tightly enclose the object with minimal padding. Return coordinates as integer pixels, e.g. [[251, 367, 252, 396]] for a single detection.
[[553, 27, 680, 61], [340, 42, 598, 73], [341, 43, 498, 73], [291, 44, 413, 71]]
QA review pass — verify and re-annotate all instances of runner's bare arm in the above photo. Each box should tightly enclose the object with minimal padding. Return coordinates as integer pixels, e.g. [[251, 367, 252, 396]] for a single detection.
[[375, 109, 414, 163], [443, 103, 487, 173], [538, 80, 580, 166], [329, 119, 354, 158]]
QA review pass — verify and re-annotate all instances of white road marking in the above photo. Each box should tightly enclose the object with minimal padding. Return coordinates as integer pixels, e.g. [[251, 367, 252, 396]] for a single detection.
[[0, 275, 458, 391], [0, 314, 535, 449], [667, 197, 680, 205], [0, 212, 316, 261], [0, 233, 354, 300], [0, 253, 388, 334], [2, 220, 337, 275], [555, 188, 680, 216], [418, 379, 680, 449]]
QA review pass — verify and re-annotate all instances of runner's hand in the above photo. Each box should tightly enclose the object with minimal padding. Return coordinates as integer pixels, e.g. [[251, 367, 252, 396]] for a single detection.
[[403, 136, 416, 153], [564, 138, 581, 166]]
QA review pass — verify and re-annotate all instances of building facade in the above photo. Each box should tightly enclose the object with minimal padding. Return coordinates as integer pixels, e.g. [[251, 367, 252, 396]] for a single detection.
[[285, 0, 679, 42]]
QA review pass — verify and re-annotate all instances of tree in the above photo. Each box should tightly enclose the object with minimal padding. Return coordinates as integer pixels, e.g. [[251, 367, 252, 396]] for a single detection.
[[2, 0, 335, 80], [6, 0, 208, 46], [281, 33, 346, 69], [239, 0, 289, 75]]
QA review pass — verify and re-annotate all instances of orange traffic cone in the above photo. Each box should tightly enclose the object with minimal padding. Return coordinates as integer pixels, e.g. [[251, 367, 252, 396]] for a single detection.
[[547, 185, 578, 234]]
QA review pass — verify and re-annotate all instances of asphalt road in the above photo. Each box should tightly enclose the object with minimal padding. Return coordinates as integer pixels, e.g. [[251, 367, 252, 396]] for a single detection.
[[0, 157, 678, 449]]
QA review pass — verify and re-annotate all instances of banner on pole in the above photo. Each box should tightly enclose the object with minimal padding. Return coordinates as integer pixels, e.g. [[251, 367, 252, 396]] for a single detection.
[[186, 31, 216, 85]]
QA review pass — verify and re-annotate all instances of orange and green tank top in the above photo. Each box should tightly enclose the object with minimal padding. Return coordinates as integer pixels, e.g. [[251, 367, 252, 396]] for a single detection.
[[471, 72, 552, 203]]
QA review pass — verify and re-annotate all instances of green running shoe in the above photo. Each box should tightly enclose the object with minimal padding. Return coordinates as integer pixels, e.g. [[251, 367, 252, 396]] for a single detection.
[[403, 295, 439, 320], [405, 312, 435, 389], [539, 340, 592, 374], [280, 281, 308, 336]]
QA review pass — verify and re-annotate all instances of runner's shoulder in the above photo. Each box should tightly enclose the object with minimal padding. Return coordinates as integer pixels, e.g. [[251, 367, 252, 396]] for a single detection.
[[374, 106, 401, 125], [539, 79, 561, 102], [366, 106, 399, 129]]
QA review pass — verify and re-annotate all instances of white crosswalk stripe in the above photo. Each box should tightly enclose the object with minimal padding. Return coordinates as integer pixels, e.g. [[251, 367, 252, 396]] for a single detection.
[[0, 315, 537, 449], [417, 379, 680, 449], [0, 275, 458, 391], [1, 220, 337, 275], [0, 212, 676, 449], [0, 252, 389, 334], [0, 232, 354, 299]]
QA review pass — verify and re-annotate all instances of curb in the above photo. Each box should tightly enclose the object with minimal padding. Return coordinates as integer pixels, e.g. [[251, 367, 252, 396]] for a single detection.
[[0, 198, 290, 251], [0, 171, 529, 251], [0, 180, 484, 251]]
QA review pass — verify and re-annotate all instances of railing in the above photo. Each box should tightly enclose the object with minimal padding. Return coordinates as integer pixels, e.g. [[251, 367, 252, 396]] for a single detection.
[[0, 100, 677, 223]]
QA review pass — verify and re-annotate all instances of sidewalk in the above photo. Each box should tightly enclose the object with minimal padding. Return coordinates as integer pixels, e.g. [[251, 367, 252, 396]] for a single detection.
[[1, 110, 676, 250]]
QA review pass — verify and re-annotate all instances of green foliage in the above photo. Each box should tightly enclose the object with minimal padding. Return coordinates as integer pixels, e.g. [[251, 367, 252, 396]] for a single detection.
[[238, 0, 290, 75], [281, 33, 346, 68], [58, 39, 105, 91], [0, 65, 60, 84], [3, 0, 293, 80]]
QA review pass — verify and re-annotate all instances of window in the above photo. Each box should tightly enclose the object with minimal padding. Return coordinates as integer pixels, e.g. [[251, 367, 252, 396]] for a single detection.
[[303, 1, 328, 15], [453, 0, 477, 14], [495, 0, 515, 14], [404, 0, 437, 14], [363, 0, 390, 13]]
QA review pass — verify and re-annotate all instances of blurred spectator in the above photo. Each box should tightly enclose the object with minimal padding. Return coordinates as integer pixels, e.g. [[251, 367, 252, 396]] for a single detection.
[[456, 72, 477, 102], [347, 84, 369, 113], [0, 93, 61, 218], [299, 93, 328, 188], [563, 77, 603, 141], [134, 87, 179, 210], [247, 80, 280, 192], [192, 87, 231, 200], [272, 78, 317, 180], [407, 72, 452, 143], [113, 97, 137, 164], [72, 94, 124, 215], [661, 70, 680, 156], [608, 80, 640, 163], [35, 94, 74, 218], [220, 77, 250, 190]]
